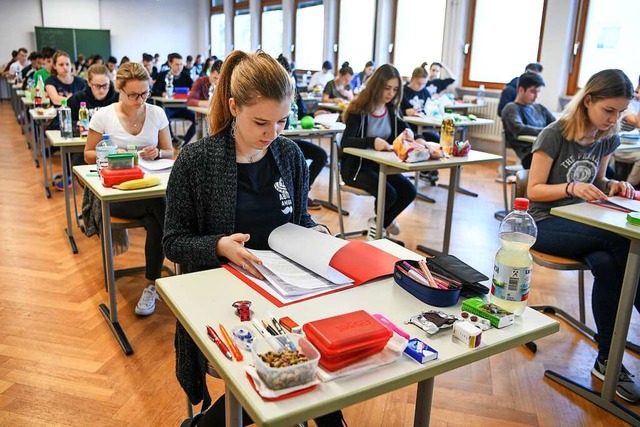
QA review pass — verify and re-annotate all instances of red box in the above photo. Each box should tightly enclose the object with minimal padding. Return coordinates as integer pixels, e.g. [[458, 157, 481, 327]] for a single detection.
[[100, 166, 144, 187], [302, 310, 392, 371]]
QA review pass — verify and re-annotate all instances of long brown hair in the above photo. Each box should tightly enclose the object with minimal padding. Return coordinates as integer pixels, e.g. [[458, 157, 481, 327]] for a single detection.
[[342, 64, 402, 122], [560, 69, 633, 141], [209, 50, 295, 135]]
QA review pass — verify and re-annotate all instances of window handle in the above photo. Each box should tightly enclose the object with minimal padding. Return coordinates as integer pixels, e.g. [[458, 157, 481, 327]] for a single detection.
[[463, 43, 470, 55], [573, 42, 581, 56], [333, 44, 338, 53], [291, 44, 295, 53], [388, 43, 394, 53]]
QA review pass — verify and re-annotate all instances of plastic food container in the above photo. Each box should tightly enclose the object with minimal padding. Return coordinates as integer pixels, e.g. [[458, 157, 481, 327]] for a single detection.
[[252, 333, 319, 390], [107, 153, 135, 169], [173, 87, 189, 99], [394, 260, 461, 307], [303, 310, 392, 371], [100, 166, 144, 188]]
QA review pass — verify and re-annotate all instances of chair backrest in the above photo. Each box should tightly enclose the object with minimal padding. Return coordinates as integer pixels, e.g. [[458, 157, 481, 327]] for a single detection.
[[515, 169, 529, 199]]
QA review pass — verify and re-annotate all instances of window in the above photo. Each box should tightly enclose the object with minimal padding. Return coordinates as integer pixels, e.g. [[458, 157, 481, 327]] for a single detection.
[[210, 13, 225, 58], [463, 0, 546, 88], [234, 9, 251, 52], [294, 1, 324, 70], [262, 4, 283, 57], [568, 0, 640, 94], [211, 0, 223, 6], [393, 0, 446, 77], [337, 0, 375, 72]]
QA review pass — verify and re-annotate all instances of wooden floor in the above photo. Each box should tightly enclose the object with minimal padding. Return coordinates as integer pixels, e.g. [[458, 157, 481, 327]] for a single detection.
[[0, 101, 638, 426]]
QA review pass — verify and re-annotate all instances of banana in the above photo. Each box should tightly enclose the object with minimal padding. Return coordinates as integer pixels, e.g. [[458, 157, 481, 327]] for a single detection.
[[114, 176, 161, 190]]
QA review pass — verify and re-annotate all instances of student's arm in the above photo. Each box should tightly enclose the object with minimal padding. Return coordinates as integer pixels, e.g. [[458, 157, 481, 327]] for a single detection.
[[84, 129, 102, 164], [542, 105, 556, 125], [622, 111, 640, 128], [45, 83, 66, 105], [321, 82, 335, 103], [441, 63, 457, 81], [186, 77, 204, 107], [502, 104, 544, 136]]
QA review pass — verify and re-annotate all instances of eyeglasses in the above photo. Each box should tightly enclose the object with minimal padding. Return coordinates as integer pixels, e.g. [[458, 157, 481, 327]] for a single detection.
[[90, 83, 110, 90], [122, 90, 150, 101]]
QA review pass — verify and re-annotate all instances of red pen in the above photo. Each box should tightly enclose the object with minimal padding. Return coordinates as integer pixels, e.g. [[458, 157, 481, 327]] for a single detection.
[[206, 325, 233, 360]]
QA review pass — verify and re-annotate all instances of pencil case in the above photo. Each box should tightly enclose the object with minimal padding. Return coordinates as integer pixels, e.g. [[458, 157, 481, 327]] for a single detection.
[[425, 255, 490, 296], [394, 260, 461, 307]]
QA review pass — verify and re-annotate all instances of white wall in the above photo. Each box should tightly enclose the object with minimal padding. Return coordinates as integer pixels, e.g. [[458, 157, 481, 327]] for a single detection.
[[42, 0, 100, 29], [0, 0, 42, 60]]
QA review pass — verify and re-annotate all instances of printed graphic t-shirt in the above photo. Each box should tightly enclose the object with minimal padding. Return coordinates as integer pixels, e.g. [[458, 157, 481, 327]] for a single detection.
[[234, 150, 293, 249], [529, 121, 619, 222]]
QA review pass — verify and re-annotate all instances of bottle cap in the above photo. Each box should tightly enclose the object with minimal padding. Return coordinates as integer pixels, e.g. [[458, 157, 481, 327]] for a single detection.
[[627, 212, 640, 227], [514, 197, 530, 210], [61, 98, 67, 106], [103, 134, 110, 141], [80, 102, 86, 107]]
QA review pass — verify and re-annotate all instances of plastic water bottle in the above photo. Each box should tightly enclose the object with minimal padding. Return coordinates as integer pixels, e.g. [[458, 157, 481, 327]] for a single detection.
[[78, 102, 90, 139], [476, 84, 486, 105], [59, 98, 73, 139], [34, 86, 43, 108], [165, 73, 174, 98], [490, 197, 538, 315], [36, 75, 46, 98], [288, 101, 299, 129], [95, 133, 118, 171]]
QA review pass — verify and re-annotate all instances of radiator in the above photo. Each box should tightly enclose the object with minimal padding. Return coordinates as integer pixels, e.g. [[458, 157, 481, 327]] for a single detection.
[[462, 95, 503, 143]]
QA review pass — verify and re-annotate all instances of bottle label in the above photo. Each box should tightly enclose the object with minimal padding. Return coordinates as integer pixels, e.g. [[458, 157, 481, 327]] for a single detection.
[[491, 261, 531, 302]]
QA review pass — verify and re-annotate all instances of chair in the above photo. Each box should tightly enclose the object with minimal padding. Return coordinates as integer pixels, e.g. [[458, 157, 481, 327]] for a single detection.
[[515, 170, 639, 353], [333, 147, 370, 239], [494, 132, 522, 221]]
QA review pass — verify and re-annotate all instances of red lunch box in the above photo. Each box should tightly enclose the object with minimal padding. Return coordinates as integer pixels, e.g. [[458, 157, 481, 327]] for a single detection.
[[302, 310, 392, 371], [100, 166, 144, 188]]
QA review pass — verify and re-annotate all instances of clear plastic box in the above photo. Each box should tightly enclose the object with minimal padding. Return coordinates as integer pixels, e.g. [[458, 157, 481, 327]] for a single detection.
[[251, 333, 319, 390], [107, 153, 135, 169]]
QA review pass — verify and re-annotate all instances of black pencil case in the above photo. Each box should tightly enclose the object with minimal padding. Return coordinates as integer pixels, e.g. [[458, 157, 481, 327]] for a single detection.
[[424, 255, 490, 296]]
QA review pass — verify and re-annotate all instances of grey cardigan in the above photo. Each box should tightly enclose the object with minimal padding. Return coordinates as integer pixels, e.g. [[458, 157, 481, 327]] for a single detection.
[[163, 129, 316, 406]]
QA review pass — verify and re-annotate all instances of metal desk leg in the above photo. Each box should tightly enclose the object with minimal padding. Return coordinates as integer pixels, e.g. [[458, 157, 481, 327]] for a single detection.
[[38, 122, 51, 198], [414, 377, 435, 427], [418, 166, 459, 256], [225, 384, 243, 427], [62, 148, 78, 254], [375, 166, 388, 239], [29, 114, 39, 168], [314, 136, 347, 215], [98, 200, 134, 355], [413, 171, 436, 203]]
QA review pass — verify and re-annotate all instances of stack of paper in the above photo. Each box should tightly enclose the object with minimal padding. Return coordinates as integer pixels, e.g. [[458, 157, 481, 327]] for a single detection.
[[138, 158, 174, 174]]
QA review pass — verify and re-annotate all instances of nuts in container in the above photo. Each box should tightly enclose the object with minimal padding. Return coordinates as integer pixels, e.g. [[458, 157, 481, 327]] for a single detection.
[[252, 333, 319, 390]]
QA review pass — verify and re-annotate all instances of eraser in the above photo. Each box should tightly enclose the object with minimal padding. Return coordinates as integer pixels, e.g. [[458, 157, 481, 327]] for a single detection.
[[279, 316, 302, 334], [404, 338, 438, 364]]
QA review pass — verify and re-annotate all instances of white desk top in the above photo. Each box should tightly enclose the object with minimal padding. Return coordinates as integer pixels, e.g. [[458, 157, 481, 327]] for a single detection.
[[151, 96, 187, 105], [72, 165, 169, 203], [46, 130, 86, 147], [343, 148, 501, 172], [28, 108, 56, 120], [404, 115, 494, 128], [551, 202, 640, 241], [187, 106, 209, 115], [518, 134, 640, 152], [156, 240, 558, 427], [22, 97, 50, 106], [317, 102, 347, 112], [281, 122, 345, 138]]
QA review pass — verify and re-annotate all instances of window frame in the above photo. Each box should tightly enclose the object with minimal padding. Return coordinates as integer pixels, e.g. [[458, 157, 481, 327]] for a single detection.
[[462, 0, 548, 89], [209, 3, 224, 58]]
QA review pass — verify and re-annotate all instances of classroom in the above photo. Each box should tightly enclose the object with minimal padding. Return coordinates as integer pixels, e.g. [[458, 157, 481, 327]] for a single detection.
[[1, 0, 640, 426]]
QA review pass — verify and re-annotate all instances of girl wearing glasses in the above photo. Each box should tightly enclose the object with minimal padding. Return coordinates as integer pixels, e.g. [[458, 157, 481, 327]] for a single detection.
[[84, 62, 172, 317], [67, 64, 118, 131], [163, 51, 344, 427]]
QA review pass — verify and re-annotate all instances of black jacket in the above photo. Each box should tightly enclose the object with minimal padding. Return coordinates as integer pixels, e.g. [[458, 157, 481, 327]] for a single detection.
[[67, 83, 118, 122], [152, 69, 193, 97], [498, 77, 518, 117]]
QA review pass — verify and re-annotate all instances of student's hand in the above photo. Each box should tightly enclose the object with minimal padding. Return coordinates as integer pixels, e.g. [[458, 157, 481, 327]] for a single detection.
[[217, 233, 265, 280], [572, 182, 608, 202], [139, 146, 159, 160], [609, 180, 636, 199], [374, 137, 393, 151], [406, 108, 418, 116]]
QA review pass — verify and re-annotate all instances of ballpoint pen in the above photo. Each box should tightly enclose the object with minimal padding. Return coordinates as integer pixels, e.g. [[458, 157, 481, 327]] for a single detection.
[[252, 318, 269, 338], [219, 323, 243, 361], [206, 325, 232, 360]]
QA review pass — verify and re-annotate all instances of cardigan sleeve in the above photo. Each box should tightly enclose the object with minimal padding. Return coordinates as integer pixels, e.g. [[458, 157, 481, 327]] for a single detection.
[[341, 112, 376, 149]]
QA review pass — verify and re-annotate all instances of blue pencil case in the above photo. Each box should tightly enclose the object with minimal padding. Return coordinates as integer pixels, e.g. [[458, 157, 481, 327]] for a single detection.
[[394, 260, 461, 307]]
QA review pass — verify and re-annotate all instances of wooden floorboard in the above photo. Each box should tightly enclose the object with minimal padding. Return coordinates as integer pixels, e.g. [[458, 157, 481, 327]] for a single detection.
[[0, 101, 638, 426]]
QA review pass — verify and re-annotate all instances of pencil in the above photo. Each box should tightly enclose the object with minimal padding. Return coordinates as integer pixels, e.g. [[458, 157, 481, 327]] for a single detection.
[[219, 323, 243, 361]]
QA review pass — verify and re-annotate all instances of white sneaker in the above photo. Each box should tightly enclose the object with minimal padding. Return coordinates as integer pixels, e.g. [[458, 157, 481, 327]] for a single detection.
[[135, 284, 159, 316], [385, 220, 401, 236]]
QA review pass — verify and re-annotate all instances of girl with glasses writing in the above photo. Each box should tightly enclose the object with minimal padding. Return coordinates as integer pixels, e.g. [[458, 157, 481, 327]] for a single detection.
[[83, 62, 172, 317]]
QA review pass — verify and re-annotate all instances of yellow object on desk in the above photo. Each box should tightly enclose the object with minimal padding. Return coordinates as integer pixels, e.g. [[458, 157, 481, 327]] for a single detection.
[[113, 176, 161, 190]]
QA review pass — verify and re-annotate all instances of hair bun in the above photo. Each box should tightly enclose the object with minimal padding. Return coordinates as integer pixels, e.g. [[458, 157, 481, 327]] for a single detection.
[[342, 62, 349, 67], [421, 62, 428, 68]]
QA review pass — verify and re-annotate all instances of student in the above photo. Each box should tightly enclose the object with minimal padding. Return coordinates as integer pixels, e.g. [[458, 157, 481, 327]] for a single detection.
[[322, 62, 354, 103], [67, 64, 118, 124], [186, 59, 222, 107], [193, 54, 203, 76], [341, 64, 434, 239], [74, 54, 86, 72], [20, 52, 43, 89], [152, 52, 196, 145], [92, 55, 104, 66], [199, 57, 213, 77], [84, 62, 172, 317], [498, 62, 543, 116], [1, 50, 18, 77], [33, 47, 55, 85], [277, 54, 328, 210], [119, 56, 130, 66], [308, 60, 334, 91], [425, 61, 457, 97], [162, 50, 344, 427], [351, 60, 375, 93], [8, 48, 29, 79], [614, 75, 640, 187], [44, 51, 86, 107], [527, 69, 639, 403], [106, 56, 118, 81], [501, 72, 556, 169], [142, 53, 158, 83]]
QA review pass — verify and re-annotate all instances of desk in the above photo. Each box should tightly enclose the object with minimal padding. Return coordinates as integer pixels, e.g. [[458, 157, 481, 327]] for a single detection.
[[342, 148, 501, 255], [151, 96, 188, 109], [73, 165, 171, 355], [317, 102, 346, 112], [518, 134, 640, 152], [156, 240, 559, 427], [29, 108, 56, 198], [47, 130, 86, 254], [187, 105, 209, 140], [548, 203, 640, 425], [282, 124, 346, 213]]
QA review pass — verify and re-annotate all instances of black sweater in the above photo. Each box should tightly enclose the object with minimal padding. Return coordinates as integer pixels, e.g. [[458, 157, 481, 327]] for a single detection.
[[66, 83, 118, 122], [152, 69, 193, 97]]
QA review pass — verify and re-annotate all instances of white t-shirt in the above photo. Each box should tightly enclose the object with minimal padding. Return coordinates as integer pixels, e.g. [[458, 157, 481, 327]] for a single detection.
[[308, 71, 334, 91], [9, 60, 30, 76], [89, 103, 169, 150]]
